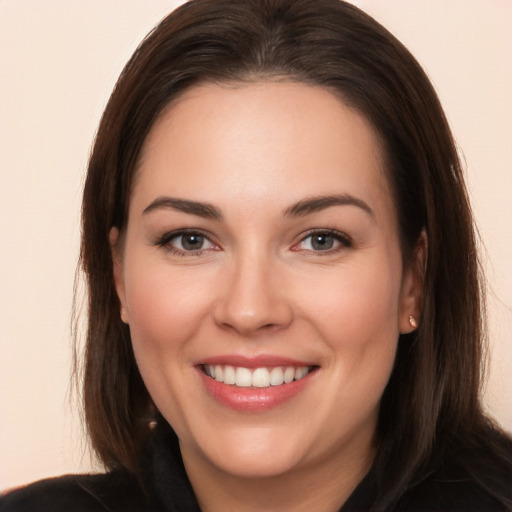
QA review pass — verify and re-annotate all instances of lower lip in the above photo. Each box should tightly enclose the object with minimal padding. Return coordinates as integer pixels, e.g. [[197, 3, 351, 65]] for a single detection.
[[198, 369, 314, 411]]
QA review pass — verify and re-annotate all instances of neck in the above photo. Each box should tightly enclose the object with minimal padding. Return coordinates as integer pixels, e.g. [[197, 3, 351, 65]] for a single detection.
[[181, 438, 375, 512]]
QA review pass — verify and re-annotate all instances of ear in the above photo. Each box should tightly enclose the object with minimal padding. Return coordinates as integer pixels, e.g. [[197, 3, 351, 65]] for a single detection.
[[399, 230, 427, 334], [110, 227, 129, 324]]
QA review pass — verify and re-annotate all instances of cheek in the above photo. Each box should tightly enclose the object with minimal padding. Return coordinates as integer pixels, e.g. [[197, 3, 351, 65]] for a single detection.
[[124, 260, 217, 356], [296, 258, 402, 343], [122, 262, 219, 432], [303, 261, 401, 421], [294, 256, 402, 401]]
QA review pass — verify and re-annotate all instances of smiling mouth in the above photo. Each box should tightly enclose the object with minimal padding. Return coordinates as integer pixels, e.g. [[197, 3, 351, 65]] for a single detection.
[[202, 364, 316, 388]]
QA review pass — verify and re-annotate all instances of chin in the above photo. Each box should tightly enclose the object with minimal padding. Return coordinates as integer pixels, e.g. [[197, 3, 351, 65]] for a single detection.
[[209, 447, 305, 479], [184, 423, 311, 479]]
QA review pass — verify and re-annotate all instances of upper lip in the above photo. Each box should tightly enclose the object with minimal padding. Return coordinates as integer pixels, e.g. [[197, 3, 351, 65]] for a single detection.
[[196, 354, 316, 369]]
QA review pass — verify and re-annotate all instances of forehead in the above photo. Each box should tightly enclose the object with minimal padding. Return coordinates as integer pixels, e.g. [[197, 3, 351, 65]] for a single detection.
[[132, 82, 392, 220]]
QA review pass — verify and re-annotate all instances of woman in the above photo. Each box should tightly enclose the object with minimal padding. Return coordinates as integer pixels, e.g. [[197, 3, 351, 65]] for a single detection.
[[1, 0, 510, 510]]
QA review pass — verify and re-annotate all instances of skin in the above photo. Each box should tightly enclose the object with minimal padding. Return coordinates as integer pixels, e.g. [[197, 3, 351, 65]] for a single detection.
[[112, 82, 423, 512]]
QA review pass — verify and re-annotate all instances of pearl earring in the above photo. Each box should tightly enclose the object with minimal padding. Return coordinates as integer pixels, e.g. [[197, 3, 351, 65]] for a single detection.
[[408, 315, 418, 329]]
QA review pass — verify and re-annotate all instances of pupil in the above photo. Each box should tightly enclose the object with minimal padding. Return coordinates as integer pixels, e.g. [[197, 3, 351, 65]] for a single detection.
[[182, 234, 203, 250], [312, 234, 333, 250]]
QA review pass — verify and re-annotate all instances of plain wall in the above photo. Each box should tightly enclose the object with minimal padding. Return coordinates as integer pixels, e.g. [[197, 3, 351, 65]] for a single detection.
[[0, 0, 510, 491]]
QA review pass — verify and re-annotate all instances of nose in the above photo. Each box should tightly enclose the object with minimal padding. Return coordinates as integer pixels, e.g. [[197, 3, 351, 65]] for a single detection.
[[212, 250, 293, 336]]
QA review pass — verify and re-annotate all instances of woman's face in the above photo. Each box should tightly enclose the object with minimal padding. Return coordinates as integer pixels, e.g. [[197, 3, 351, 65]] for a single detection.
[[112, 82, 421, 479]]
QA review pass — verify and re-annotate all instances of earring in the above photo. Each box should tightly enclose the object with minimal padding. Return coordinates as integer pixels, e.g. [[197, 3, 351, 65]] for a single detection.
[[408, 315, 418, 329]]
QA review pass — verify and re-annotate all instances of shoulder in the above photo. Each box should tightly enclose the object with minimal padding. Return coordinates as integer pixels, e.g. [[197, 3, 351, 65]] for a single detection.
[[394, 424, 512, 511], [0, 471, 150, 512], [397, 464, 511, 512]]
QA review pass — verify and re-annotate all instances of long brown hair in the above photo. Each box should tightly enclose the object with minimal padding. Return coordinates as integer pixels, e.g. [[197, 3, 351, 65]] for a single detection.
[[79, 0, 511, 509]]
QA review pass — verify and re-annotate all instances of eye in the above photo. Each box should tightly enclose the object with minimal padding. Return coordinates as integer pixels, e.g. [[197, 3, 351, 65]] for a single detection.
[[294, 230, 351, 253], [155, 230, 217, 255], [173, 233, 209, 251]]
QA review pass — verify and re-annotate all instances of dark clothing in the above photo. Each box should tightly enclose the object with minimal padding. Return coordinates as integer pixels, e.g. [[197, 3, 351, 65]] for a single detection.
[[0, 423, 508, 511]]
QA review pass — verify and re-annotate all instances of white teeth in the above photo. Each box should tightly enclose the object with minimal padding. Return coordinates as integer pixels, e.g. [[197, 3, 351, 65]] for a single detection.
[[235, 367, 252, 387], [270, 367, 284, 386], [252, 368, 270, 388], [295, 367, 308, 380], [214, 364, 224, 382], [284, 366, 295, 383], [204, 364, 312, 388], [223, 365, 236, 385]]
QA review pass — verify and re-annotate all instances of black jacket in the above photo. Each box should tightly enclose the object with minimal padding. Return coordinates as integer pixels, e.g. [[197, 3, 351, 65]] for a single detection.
[[0, 423, 508, 511]]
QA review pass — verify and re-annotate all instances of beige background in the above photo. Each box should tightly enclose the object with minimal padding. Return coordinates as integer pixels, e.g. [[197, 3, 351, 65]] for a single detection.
[[0, 0, 510, 491]]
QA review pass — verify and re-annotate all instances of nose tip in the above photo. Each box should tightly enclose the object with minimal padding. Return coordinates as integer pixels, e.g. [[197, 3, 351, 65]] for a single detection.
[[212, 265, 293, 336], [214, 304, 291, 335]]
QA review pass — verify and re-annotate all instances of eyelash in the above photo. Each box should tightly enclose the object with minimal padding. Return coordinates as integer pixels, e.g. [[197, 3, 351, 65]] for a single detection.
[[293, 229, 352, 254], [153, 229, 217, 256], [153, 228, 352, 257]]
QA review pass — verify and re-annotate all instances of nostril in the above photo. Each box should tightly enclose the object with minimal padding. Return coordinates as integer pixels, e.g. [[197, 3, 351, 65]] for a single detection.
[[211, 282, 294, 334]]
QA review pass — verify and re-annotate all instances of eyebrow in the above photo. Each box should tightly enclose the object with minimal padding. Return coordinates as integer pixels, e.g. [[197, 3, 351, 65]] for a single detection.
[[143, 196, 222, 220], [142, 193, 374, 221], [284, 194, 374, 219]]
